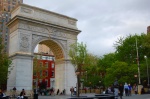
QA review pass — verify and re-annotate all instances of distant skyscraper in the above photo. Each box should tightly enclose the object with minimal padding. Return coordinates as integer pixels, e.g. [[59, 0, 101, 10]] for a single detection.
[[0, 0, 23, 52], [147, 26, 150, 34]]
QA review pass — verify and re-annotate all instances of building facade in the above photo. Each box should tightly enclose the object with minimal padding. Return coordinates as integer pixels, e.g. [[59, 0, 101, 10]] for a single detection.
[[0, 0, 23, 52], [147, 26, 150, 34], [33, 53, 55, 89]]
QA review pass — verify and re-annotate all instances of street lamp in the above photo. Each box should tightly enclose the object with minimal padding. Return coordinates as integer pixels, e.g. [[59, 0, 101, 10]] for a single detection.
[[136, 38, 141, 84], [75, 70, 80, 97], [144, 56, 149, 86], [89, 82, 92, 93], [99, 81, 101, 93], [134, 74, 138, 84], [86, 71, 87, 81]]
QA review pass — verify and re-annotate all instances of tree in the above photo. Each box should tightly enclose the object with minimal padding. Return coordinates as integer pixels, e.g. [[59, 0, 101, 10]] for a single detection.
[[104, 61, 137, 86], [69, 42, 88, 96], [0, 37, 11, 87], [33, 56, 47, 92], [97, 53, 117, 76], [114, 34, 147, 64], [82, 54, 100, 87], [69, 42, 88, 71], [94, 53, 117, 88], [113, 33, 150, 85]]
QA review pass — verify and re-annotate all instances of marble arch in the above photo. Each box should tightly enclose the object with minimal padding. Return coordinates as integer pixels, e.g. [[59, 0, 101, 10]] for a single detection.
[[7, 4, 80, 94]]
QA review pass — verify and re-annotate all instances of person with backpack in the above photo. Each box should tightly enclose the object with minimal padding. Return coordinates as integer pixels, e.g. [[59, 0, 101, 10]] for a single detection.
[[0, 89, 4, 99], [70, 87, 74, 96], [114, 79, 119, 99], [128, 84, 132, 96], [124, 82, 129, 96]]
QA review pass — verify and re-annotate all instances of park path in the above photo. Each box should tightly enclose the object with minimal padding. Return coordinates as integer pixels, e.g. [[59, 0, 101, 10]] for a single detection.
[[38, 93, 150, 99]]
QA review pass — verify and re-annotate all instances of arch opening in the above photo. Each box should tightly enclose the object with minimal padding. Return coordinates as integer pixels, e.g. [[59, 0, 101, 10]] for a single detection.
[[33, 39, 66, 93]]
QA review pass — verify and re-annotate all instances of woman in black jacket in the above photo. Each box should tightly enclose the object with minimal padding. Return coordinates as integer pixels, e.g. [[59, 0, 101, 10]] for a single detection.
[[119, 84, 124, 99]]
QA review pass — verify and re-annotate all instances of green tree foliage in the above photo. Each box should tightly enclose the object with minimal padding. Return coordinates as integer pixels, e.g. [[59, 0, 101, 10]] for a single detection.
[[0, 37, 11, 85], [82, 54, 100, 87], [105, 33, 149, 86], [114, 34, 147, 64], [69, 42, 90, 89], [104, 61, 137, 86], [97, 53, 117, 74], [69, 42, 88, 71]]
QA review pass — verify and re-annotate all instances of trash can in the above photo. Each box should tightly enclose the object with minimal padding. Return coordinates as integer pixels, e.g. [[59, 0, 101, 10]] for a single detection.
[[34, 94, 38, 99]]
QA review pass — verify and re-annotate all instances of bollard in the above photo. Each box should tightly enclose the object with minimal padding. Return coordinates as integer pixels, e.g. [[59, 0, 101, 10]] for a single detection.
[[34, 94, 38, 99]]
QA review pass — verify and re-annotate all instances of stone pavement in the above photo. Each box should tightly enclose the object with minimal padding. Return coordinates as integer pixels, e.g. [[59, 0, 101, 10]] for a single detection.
[[38, 93, 150, 99]]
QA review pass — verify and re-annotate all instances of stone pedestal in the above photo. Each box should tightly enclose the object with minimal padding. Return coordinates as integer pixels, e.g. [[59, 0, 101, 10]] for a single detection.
[[7, 53, 33, 91], [138, 85, 143, 94]]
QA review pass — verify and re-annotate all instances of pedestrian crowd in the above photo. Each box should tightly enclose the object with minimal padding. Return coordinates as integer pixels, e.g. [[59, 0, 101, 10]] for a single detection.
[[105, 80, 139, 99], [70, 87, 77, 96], [39, 88, 66, 96], [0, 87, 28, 99]]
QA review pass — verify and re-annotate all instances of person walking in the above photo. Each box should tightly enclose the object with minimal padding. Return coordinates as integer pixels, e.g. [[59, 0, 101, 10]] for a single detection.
[[56, 89, 60, 95], [19, 89, 28, 99], [133, 84, 138, 95], [114, 79, 119, 99], [128, 84, 132, 96], [119, 84, 124, 99], [13, 87, 17, 98], [0, 89, 4, 99], [70, 87, 74, 96], [74, 87, 77, 95], [124, 82, 129, 96]]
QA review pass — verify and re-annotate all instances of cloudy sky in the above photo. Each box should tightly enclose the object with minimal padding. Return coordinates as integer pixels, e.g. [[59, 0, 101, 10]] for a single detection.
[[24, 0, 150, 56]]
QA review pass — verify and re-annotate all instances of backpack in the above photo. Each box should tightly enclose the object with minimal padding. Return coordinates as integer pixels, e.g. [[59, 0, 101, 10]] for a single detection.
[[105, 90, 108, 94]]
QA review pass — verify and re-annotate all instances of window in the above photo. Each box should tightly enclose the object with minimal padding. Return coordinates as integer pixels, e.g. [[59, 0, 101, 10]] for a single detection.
[[39, 79, 42, 83], [45, 79, 48, 86], [8, 5, 10, 12], [40, 71, 43, 76], [45, 70, 48, 76], [51, 63, 54, 68], [33, 80, 36, 86], [45, 62, 48, 68], [52, 71, 54, 77], [40, 62, 43, 67], [47, 57, 51, 60], [8, 0, 10, 4], [42, 56, 46, 60]]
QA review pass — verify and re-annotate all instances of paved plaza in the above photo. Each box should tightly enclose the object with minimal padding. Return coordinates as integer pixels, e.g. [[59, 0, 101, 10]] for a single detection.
[[38, 93, 150, 99]]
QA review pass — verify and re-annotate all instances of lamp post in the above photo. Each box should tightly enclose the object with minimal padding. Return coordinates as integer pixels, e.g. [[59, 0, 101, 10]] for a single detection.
[[144, 56, 149, 86], [99, 81, 101, 93], [89, 82, 91, 93], [76, 70, 80, 97], [134, 74, 138, 84], [136, 38, 141, 84], [86, 71, 87, 81]]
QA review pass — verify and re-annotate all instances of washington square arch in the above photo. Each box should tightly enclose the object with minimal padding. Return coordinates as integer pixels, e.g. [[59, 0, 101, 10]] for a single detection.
[[7, 4, 80, 94]]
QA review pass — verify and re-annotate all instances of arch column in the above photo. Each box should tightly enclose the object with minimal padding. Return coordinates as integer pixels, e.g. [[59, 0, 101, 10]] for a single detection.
[[55, 59, 77, 94], [7, 53, 33, 91]]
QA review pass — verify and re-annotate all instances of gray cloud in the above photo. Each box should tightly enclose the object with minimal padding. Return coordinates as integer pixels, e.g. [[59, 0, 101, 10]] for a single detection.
[[24, 0, 150, 56]]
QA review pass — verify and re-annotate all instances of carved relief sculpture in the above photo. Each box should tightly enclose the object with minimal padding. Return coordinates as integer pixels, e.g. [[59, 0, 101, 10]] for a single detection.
[[20, 34, 30, 52]]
